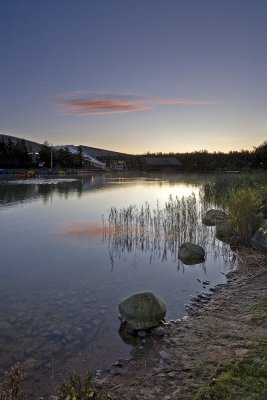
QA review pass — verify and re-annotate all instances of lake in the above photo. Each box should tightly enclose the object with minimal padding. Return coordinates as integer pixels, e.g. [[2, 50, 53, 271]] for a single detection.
[[0, 172, 233, 396]]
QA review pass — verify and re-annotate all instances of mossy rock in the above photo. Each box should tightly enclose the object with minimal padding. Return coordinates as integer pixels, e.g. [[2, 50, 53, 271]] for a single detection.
[[178, 242, 205, 265], [118, 291, 166, 330]]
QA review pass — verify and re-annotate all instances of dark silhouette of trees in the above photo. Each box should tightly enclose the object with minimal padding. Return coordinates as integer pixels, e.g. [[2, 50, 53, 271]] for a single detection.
[[0, 136, 266, 171], [139, 141, 266, 171], [38, 141, 52, 167], [253, 141, 267, 168], [0, 138, 31, 167]]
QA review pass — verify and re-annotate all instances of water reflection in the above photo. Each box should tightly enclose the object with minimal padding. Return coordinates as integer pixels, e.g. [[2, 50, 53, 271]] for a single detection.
[[0, 173, 233, 397], [0, 172, 214, 208]]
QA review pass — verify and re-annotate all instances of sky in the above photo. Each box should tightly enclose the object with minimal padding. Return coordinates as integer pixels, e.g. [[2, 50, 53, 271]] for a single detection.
[[0, 0, 266, 154]]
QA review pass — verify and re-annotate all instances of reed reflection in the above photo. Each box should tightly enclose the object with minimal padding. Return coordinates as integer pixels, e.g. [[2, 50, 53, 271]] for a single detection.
[[102, 194, 233, 269]]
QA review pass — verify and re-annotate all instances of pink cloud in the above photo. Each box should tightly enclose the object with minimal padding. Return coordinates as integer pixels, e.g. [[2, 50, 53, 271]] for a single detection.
[[58, 99, 151, 115], [56, 92, 213, 116]]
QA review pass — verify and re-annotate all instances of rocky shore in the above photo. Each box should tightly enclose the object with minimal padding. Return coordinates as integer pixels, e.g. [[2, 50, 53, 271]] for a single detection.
[[97, 270, 267, 400]]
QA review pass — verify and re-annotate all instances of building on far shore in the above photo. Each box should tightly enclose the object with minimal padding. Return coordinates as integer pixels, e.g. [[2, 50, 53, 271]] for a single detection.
[[141, 157, 183, 171]]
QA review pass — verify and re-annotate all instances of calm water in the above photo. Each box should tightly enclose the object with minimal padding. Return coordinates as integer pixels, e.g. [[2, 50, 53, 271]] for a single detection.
[[0, 173, 232, 395]]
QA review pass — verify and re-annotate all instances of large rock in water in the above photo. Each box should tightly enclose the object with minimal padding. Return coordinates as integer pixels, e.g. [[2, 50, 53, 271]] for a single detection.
[[202, 209, 228, 226], [118, 291, 166, 330], [178, 242, 205, 265]]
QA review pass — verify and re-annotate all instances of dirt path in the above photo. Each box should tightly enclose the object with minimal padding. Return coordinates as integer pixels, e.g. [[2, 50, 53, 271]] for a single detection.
[[99, 271, 267, 400]]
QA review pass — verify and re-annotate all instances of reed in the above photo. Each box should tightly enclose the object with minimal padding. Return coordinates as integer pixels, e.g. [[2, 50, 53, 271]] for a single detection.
[[103, 193, 220, 264]]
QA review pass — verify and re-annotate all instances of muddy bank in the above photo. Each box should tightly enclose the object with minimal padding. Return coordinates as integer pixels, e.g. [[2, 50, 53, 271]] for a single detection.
[[99, 271, 267, 400]]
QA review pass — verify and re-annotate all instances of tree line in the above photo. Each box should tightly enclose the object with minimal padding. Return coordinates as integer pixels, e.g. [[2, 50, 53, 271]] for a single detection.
[[0, 137, 266, 170], [0, 139, 83, 169], [141, 141, 267, 171]]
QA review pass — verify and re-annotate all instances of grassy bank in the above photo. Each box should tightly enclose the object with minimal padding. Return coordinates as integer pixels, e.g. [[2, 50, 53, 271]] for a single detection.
[[194, 342, 267, 400]]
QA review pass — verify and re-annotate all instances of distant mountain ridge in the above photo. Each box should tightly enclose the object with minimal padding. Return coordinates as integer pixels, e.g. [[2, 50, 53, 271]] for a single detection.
[[0, 133, 130, 158]]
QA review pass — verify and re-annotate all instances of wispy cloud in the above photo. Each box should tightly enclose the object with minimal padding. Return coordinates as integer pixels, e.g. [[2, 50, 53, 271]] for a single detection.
[[56, 92, 213, 116]]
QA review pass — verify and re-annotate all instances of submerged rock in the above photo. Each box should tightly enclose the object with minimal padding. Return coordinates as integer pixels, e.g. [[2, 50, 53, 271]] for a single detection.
[[178, 242, 205, 265], [118, 291, 166, 330], [202, 209, 228, 226]]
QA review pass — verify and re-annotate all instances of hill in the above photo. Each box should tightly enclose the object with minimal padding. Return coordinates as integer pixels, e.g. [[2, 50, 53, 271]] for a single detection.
[[0, 133, 130, 158]]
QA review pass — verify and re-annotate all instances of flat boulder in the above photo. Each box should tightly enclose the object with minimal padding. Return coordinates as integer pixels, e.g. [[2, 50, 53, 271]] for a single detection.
[[178, 242, 205, 265], [202, 209, 228, 226], [118, 291, 166, 330]]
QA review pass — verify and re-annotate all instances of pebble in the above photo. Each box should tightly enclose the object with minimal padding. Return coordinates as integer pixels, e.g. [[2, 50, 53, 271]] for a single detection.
[[181, 316, 189, 321], [151, 326, 165, 337], [23, 358, 38, 369], [159, 350, 172, 362], [209, 287, 218, 292], [51, 330, 64, 338], [110, 361, 123, 368], [167, 371, 177, 378]]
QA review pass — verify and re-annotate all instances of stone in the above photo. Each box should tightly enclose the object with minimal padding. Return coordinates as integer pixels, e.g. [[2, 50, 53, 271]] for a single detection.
[[167, 371, 177, 378], [23, 358, 38, 369], [216, 219, 234, 242], [159, 350, 172, 362], [251, 227, 267, 251], [178, 242, 205, 265], [118, 291, 166, 330], [137, 330, 147, 338], [202, 209, 228, 226], [151, 326, 165, 337]]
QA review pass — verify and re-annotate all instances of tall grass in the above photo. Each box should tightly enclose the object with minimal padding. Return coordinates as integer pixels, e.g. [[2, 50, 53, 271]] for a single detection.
[[203, 174, 267, 246], [228, 188, 261, 245], [203, 174, 267, 208]]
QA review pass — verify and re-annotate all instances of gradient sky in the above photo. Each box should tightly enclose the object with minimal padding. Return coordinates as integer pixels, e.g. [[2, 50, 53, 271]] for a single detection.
[[0, 0, 266, 153]]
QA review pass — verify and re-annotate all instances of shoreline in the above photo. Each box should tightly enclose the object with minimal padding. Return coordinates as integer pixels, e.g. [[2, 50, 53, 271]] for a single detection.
[[97, 269, 266, 399]]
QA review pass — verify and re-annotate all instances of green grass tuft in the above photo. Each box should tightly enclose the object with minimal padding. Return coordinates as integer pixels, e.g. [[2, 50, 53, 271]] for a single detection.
[[194, 342, 267, 400], [250, 301, 267, 324]]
